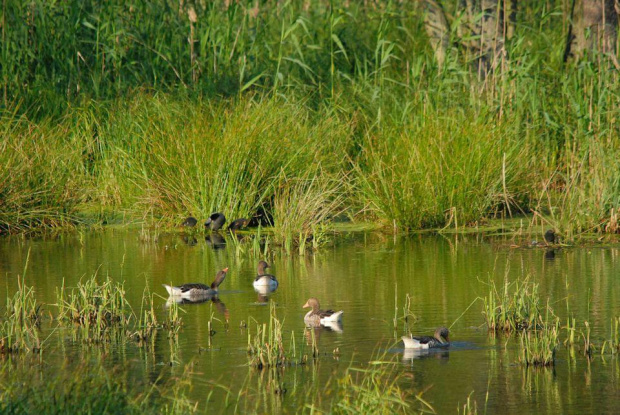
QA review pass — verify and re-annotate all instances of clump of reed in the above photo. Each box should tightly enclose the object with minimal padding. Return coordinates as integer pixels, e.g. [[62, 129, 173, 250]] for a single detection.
[[55, 273, 133, 340], [0, 360, 198, 414], [271, 168, 346, 253], [457, 392, 478, 415], [355, 112, 527, 231], [162, 298, 183, 336], [481, 277, 545, 332], [0, 113, 85, 234], [131, 288, 160, 344], [602, 317, 620, 354], [324, 353, 432, 414], [247, 302, 297, 369], [518, 317, 560, 367], [0, 275, 43, 354]]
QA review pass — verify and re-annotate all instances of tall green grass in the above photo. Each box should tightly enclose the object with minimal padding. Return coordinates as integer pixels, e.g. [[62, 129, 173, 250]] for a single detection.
[[1, 0, 619, 240]]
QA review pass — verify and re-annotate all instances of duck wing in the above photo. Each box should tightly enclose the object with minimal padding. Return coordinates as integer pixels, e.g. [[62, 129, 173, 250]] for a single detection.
[[318, 309, 338, 318], [411, 335, 436, 345], [177, 283, 210, 293]]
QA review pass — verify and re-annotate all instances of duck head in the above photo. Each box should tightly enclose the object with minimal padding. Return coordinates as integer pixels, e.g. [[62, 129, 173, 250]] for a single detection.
[[435, 327, 450, 343], [257, 260, 270, 275], [210, 267, 229, 289], [303, 297, 320, 312]]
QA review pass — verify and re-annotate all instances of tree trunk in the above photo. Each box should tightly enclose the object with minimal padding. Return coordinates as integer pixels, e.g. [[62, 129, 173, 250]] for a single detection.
[[565, 0, 618, 62], [424, 1, 512, 76], [424, 1, 451, 69]]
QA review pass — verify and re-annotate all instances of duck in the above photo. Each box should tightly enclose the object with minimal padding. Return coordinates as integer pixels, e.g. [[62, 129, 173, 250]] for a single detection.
[[253, 260, 278, 289], [181, 216, 198, 227], [163, 267, 228, 299], [228, 218, 249, 231], [544, 229, 556, 244], [402, 327, 450, 349], [303, 298, 343, 327], [205, 212, 226, 231]]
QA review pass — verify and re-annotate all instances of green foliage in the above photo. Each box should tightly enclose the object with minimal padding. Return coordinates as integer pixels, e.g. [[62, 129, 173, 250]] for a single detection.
[[1, 0, 620, 240]]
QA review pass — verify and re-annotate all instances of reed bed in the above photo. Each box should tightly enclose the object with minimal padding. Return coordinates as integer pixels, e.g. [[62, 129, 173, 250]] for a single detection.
[[1, 0, 620, 241]]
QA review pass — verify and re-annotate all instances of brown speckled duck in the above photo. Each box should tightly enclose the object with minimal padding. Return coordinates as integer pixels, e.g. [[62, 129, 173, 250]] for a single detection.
[[402, 327, 450, 349], [163, 268, 228, 299], [303, 298, 343, 327]]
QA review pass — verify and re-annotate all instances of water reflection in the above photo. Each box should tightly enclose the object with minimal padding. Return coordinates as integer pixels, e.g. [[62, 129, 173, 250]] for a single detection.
[[402, 348, 450, 362], [2, 230, 620, 414], [205, 232, 226, 249]]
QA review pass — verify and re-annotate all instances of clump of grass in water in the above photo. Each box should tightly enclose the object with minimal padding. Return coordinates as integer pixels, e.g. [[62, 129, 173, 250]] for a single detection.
[[0, 275, 43, 354], [457, 391, 478, 415], [55, 272, 133, 341], [601, 317, 620, 354], [131, 288, 160, 344], [320, 352, 432, 414], [481, 276, 544, 332], [247, 302, 298, 369], [519, 315, 560, 367], [162, 298, 183, 336]]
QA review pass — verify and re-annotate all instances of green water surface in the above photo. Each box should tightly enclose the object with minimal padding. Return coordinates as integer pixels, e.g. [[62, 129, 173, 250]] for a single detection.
[[1, 230, 619, 413]]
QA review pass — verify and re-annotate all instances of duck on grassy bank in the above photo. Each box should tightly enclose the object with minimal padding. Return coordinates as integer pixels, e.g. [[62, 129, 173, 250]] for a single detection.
[[402, 327, 450, 349], [163, 267, 228, 299], [181, 216, 198, 227], [303, 298, 343, 327], [228, 218, 249, 231], [253, 261, 278, 289], [205, 213, 226, 231]]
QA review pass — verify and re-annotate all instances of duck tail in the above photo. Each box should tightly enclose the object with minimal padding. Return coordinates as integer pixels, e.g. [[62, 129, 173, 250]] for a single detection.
[[163, 284, 180, 296]]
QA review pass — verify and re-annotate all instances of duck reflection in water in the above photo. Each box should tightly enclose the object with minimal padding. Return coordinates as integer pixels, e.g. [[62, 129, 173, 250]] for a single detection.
[[181, 235, 198, 246], [402, 348, 450, 362], [254, 285, 277, 303], [205, 232, 226, 250], [166, 296, 229, 321], [544, 249, 556, 261]]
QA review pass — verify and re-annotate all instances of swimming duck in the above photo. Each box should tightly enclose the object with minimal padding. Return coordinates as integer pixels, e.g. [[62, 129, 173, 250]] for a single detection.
[[228, 218, 249, 231], [303, 298, 343, 327], [163, 267, 228, 299], [205, 212, 226, 231], [402, 327, 450, 349], [253, 260, 278, 289]]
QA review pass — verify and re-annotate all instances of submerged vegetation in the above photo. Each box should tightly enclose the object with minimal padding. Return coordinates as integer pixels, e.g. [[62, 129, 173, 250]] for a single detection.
[[0, 0, 618, 243]]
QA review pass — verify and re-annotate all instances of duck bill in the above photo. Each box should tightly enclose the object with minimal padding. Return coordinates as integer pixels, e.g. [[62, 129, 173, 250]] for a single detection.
[[222, 267, 229, 272], [302, 300, 310, 308]]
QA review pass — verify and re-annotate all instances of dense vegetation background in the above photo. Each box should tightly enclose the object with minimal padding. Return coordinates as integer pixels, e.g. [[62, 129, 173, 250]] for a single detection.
[[1, 0, 619, 241]]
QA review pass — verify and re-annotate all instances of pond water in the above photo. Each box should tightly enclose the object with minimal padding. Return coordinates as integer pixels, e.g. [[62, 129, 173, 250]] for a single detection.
[[1, 229, 619, 413]]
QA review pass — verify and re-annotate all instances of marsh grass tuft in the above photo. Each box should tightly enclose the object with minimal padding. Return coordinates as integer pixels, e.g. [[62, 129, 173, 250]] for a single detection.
[[519, 316, 560, 367], [55, 272, 133, 342], [457, 391, 478, 415], [325, 352, 433, 414], [0, 276, 43, 354], [247, 302, 299, 369], [481, 276, 545, 333]]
